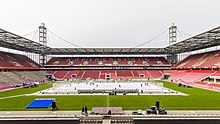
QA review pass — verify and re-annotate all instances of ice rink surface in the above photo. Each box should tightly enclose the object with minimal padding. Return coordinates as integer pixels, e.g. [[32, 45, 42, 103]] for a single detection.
[[39, 80, 184, 95]]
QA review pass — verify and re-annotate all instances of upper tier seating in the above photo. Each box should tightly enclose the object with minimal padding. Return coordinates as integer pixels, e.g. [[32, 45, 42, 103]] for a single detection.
[[46, 57, 170, 67], [173, 50, 220, 69], [0, 51, 41, 69]]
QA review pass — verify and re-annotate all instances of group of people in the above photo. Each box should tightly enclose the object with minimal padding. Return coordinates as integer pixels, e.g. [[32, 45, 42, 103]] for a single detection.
[[81, 106, 88, 115]]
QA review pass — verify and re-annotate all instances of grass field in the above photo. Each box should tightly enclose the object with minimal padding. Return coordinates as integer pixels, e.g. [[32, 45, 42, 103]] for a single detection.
[[0, 82, 53, 98], [1, 80, 220, 110]]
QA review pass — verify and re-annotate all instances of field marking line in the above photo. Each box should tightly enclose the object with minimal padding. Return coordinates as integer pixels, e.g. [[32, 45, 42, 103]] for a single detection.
[[0, 94, 26, 100]]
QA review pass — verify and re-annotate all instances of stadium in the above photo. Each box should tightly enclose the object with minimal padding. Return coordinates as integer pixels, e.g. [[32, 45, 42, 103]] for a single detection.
[[1, 1, 220, 124]]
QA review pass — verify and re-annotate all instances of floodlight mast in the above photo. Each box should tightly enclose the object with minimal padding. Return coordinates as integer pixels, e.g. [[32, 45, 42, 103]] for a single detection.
[[39, 23, 47, 66], [167, 23, 178, 65], [169, 23, 177, 45]]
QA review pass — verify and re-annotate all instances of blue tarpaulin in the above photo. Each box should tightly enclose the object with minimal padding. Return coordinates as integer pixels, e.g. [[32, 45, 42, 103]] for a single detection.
[[26, 99, 55, 108]]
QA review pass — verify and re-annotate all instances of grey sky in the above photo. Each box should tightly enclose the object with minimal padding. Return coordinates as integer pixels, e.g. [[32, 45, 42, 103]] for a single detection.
[[0, 0, 220, 48]]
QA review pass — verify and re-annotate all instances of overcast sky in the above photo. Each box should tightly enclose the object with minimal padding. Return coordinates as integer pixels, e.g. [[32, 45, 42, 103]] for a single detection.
[[0, 0, 220, 48]]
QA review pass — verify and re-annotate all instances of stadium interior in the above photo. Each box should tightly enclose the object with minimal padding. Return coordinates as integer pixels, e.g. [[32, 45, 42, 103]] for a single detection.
[[1, 24, 220, 124], [2, 50, 220, 92]]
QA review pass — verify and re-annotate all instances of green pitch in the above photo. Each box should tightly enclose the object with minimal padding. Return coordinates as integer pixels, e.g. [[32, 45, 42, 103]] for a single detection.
[[1, 80, 220, 110]]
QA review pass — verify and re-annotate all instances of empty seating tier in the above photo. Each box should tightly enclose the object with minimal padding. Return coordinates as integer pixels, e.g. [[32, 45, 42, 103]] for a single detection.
[[47, 70, 164, 80], [46, 57, 170, 67], [0, 51, 41, 69], [169, 70, 216, 84], [173, 50, 220, 69]]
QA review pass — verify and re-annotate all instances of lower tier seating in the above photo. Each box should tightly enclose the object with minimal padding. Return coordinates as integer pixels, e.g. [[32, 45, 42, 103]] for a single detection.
[[47, 70, 164, 80], [169, 70, 216, 84], [0, 71, 46, 90]]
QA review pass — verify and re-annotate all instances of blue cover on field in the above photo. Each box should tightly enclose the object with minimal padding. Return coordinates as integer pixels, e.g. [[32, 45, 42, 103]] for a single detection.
[[26, 99, 54, 108]]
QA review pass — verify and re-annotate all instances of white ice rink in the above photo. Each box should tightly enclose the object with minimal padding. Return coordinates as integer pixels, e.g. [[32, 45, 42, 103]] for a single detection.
[[39, 81, 183, 95]]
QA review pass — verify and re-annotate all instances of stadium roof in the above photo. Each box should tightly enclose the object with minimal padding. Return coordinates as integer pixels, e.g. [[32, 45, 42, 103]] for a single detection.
[[0, 26, 220, 55], [45, 48, 169, 55], [165, 26, 220, 54], [0, 28, 50, 54]]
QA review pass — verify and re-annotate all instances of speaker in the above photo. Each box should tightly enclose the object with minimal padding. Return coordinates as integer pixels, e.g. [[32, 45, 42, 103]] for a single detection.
[[52, 102, 56, 108], [146, 110, 152, 114], [52, 101, 58, 111], [156, 101, 160, 109]]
